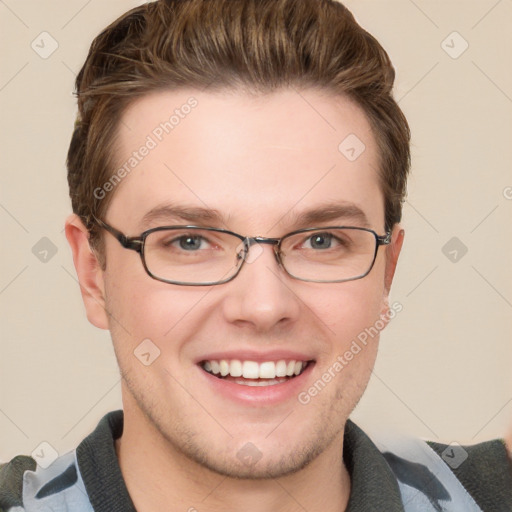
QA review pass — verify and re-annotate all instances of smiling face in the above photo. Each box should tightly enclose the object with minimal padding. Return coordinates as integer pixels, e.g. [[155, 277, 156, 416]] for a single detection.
[[69, 87, 403, 479]]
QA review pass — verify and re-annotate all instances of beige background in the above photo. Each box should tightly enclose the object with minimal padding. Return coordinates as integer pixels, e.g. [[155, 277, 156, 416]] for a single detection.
[[1, 0, 511, 462]]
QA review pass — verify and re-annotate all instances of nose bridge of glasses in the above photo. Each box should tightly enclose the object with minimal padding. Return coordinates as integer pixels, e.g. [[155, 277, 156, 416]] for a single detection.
[[250, 236, 280, 247], [238, 236, 282, 264]]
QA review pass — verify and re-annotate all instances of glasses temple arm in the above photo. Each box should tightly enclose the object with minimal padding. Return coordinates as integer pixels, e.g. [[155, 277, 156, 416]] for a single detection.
[[94, 218, 143, 252]]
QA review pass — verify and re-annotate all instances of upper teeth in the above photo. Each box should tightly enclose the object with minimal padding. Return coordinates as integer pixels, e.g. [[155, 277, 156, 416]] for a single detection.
[[202, 360, 308, 379]]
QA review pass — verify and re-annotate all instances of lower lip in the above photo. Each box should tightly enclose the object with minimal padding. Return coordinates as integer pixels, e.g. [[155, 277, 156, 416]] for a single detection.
[[198, 363, 315, 406]]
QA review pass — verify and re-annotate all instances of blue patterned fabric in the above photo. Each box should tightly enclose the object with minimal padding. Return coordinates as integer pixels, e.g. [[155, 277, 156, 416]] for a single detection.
[[7, 450, 93, 512], [1, 411, 510, 511], [377, 436, 483, 511]]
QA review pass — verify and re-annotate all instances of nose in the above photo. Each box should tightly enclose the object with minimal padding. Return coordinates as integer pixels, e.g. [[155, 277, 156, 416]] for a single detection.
[[221, 242, 301, 333]]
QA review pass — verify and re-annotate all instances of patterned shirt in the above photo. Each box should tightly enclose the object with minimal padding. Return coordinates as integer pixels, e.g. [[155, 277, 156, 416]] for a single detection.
[[1, 410, 511, 511]]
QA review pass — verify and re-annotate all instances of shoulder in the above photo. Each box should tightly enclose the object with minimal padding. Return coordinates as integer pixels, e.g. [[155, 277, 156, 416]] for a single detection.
[[427, 438, 512, 511], [379, 433, 512, 511], [0, 455, 36, 511], [0, 450, 93, 512], [0, 411, 126, 512]]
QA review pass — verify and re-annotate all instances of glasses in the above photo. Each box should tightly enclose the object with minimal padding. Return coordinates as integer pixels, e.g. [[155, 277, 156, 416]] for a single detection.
[[95, 218, 391, 286]]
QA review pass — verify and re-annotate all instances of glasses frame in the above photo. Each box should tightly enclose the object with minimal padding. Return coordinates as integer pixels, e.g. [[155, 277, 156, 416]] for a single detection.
[[95, 218, 391, 286]]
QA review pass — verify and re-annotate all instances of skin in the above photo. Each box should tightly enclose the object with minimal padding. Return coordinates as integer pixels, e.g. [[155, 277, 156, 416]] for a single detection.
[[66, 88, 404, 512]]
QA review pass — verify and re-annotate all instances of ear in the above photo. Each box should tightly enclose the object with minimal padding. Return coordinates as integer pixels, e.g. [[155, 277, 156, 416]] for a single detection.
[[506, 423, 512, 460], [384, 225, 404, 293], [65, 214, 110, 330], [380, 225, 405, 321]]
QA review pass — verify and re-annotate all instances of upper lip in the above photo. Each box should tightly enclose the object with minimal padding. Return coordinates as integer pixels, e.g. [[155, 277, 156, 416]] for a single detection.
[[195, 349, 315, 364]]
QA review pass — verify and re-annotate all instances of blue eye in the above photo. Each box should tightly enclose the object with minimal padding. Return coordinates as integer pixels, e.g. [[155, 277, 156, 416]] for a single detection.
[[161, 234, 211, 251], [176, 235, 206, 251], [304, 232, 337, 250]]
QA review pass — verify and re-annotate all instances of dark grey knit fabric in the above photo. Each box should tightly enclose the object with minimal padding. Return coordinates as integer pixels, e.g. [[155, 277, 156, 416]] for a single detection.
[[2, 410, 511, 511]]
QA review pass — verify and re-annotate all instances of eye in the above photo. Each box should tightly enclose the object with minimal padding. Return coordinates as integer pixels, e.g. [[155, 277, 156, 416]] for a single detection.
[[303, 232, 340, 250], [180, 235, 207, 251], [164, 234, 212, 251]]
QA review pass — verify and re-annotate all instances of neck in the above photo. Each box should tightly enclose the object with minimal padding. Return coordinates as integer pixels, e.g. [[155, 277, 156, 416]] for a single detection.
[[115, 408, 351, 512]]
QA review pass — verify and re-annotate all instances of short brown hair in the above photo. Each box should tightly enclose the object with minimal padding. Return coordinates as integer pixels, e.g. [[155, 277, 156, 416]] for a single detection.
[[67, 0, 410, 251]]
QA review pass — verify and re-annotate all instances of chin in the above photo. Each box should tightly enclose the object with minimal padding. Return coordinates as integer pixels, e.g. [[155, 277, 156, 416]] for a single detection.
[[186, 446, 323, 480]]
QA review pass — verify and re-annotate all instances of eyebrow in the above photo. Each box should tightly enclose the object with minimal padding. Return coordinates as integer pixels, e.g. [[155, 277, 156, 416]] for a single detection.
[[138, 201, 371, 231], [287, 203, 371, 230], [139, 203, 227, 229]]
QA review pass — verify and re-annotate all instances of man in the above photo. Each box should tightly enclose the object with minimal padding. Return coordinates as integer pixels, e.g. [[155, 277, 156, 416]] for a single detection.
[[1, 0, 511, 510]]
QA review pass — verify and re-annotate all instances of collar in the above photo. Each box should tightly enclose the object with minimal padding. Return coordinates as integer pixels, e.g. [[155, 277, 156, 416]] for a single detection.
[[76, 410, 405, 511], [344, 420, 404, 511]]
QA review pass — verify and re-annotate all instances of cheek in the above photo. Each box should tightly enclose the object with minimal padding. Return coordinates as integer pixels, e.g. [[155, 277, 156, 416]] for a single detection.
[[103, 266, 218, 368], [307, 272, 386, 346], [103, 263, 175, 345], [314, 279, 384, 400]]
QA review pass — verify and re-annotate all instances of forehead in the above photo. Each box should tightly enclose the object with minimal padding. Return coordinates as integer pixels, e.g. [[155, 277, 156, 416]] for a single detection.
[[107, 88, 384, 233]]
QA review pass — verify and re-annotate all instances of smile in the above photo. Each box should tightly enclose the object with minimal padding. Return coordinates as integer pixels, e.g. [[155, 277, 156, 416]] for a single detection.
[[200, 359, 312, 386]]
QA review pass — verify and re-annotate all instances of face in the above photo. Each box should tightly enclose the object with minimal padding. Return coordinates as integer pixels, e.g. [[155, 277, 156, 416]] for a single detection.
[[70, 88, 403, 479]]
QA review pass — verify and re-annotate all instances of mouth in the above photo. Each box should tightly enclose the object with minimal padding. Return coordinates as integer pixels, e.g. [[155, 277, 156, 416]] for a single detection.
[[199, 359, 314, 387]]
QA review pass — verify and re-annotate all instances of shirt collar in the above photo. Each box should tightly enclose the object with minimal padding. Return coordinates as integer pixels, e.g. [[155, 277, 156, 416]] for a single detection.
[[77, 410, 404, 512]]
